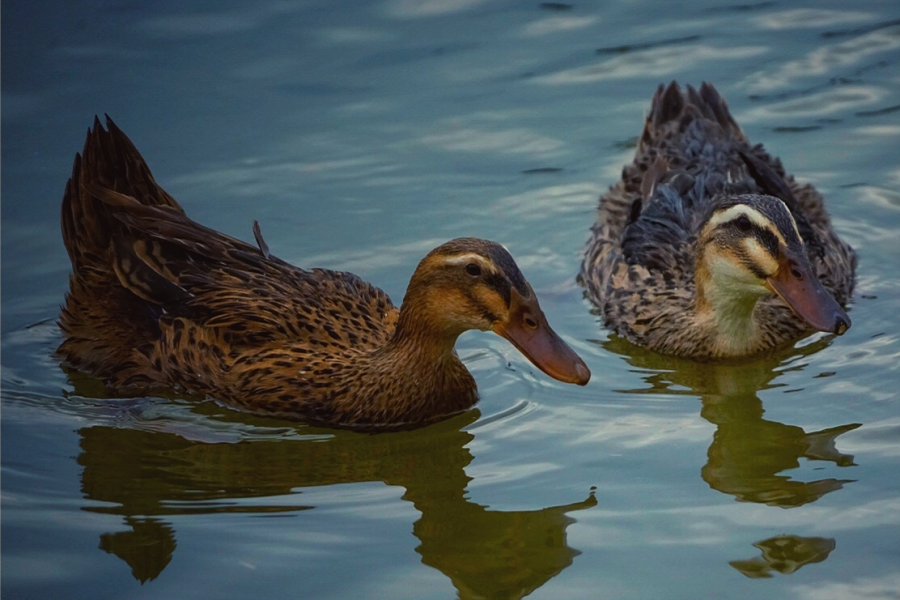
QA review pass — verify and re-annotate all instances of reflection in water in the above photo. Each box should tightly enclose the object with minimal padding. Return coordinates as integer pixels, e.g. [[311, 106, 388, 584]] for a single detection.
[[702, 396, 859, 507], [76, 410, 594, 598], [415, 492, 593, 600], [729, 535, 836, 578], [598, 336, 858, 570], [600, 335, 860, 507], [99, 517, 177, 584]]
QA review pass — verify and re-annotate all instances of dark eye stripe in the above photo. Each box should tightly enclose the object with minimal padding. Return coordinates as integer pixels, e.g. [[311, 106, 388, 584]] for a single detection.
[[485, 248, 529, 297], [734, 223, 780, 279], [755, 227, 781, 255], [720, 215, 781, 255], [714, 197, 803, 249], [483, 272, 512, 307]]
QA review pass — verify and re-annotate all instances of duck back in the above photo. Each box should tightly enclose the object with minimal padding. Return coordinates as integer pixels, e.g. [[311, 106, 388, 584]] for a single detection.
[[58, 117, 398, 398]]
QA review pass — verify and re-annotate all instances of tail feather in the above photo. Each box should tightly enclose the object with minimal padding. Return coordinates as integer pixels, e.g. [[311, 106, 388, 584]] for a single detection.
[[642, 81, 745, 148], [58, 116, 186, 387], [61, 115, 183, 272]]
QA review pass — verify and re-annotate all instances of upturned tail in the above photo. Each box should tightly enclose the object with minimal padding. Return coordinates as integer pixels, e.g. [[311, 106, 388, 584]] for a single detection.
[[58, 117, 185, 387], [61, 115, 184, 272], [641, 81, 744, 147]]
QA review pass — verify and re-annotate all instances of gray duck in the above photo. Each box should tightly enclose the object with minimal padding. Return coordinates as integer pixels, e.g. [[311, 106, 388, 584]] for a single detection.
[[580, 82, 856, 359]]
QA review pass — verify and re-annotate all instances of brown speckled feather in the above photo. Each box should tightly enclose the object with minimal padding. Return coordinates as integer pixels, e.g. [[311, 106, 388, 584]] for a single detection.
[[59, 120, 409, 424], [59, 117, 589, 428], [580, 82, 856, 358]]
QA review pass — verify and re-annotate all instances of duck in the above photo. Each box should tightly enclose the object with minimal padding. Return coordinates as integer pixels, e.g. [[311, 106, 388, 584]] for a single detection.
[[58, 116, 590, 429], [580, 82, 856, 359]]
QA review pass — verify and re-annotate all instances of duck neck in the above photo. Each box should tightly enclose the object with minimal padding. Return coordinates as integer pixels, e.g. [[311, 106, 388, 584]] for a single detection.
[[389, 296, 462, 359], [351, 300, 478, 427], [695, 265, 767, 357]]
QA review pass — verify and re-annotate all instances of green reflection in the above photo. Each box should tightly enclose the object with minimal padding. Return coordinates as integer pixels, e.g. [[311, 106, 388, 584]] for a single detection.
[[729, 535, 836, 578], [99, 517, 176, 584], [702, 398, 859, 507], [600, 335, 860, 507], [598, 335, 858, 576], [76, 410, 594, 597]]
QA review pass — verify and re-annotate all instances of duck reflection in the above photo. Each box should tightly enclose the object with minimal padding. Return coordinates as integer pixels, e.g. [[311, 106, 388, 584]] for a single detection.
[[599, 335, 856, 573], [601, 335, 860, 507], [98, 517, 176, 584], [701, 395, 858, 507], [75, 409, 594, 597], [729, 535, 836, 578]]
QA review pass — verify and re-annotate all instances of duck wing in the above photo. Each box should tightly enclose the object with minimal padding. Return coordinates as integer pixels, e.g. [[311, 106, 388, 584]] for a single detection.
[[62, 116, 396, 361], [619, 175, 697, 271], [90, 185, 397, 351]]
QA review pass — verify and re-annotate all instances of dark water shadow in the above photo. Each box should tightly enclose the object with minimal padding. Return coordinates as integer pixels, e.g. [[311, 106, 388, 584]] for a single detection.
[[74, 405, 595, 598], [595, 335, 858, 573]]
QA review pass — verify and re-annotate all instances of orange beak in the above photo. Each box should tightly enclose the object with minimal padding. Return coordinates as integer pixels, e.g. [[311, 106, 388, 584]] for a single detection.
[[767, 247, 850, 335], [492, 287, 591, 385]]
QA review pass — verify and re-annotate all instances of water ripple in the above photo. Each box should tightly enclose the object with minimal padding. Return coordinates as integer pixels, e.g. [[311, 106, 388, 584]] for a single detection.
[[746, 25, 900, 92], [752, 8, 876, 30], [534, 44, 767, 85]]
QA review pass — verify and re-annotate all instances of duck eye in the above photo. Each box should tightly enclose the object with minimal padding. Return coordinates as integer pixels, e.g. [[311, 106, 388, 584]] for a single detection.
[[465, 263, 482, 277], [734, 214, 752, 233]]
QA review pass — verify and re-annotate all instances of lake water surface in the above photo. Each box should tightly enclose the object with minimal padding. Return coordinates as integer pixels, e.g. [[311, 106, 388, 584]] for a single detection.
[[2, 1, 899, 599]]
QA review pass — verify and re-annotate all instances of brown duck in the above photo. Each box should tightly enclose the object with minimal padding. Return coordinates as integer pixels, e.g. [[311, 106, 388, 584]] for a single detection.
[[580, 82, 856, 359], [58, 117, 590, 428]]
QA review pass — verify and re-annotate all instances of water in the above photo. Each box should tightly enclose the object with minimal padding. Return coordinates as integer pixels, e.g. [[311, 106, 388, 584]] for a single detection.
[[3, 1, 899, 599]]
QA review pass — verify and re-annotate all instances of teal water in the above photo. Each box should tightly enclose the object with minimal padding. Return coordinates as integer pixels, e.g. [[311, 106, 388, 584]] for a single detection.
[[3, 1, 899, 599]]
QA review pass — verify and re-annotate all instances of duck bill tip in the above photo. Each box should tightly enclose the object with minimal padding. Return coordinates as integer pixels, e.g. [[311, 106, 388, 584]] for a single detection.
[[767, 253, 850, 335]]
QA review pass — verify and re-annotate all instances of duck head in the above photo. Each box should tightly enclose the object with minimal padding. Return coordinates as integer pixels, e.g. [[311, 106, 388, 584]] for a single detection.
[[697, 195, 850, 336], [399, 238, 591, 385]]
